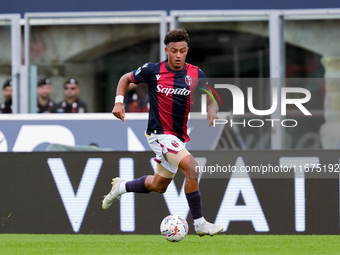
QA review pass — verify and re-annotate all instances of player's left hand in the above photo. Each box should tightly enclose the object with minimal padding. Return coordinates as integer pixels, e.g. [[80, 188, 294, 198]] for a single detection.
[[207, 110, 218, 127]]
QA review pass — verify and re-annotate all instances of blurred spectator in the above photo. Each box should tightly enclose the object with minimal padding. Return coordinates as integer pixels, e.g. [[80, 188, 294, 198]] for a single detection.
[[55, 78, 87, 113], [37, 78, 56, 113], [0, 79, 12, 114], [126, 83, 149, 112]]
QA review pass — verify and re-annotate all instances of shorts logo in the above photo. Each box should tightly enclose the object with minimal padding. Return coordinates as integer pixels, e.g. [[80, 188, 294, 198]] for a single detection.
[[171, 140, 180, 148], [135, 67, 141, 76], [185, 75, 192, 86]]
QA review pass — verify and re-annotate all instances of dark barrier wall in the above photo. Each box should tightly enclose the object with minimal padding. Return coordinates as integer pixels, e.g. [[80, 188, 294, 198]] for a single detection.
[[0, 151, 339, 234]]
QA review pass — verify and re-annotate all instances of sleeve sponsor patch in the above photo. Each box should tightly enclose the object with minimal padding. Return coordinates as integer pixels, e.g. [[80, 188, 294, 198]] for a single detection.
[[135, 67, 142, 76]]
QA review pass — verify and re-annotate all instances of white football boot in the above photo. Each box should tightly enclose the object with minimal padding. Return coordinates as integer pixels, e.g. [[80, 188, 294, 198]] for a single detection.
[[102, 177, 125, 210], [194, 221, 223, 237]]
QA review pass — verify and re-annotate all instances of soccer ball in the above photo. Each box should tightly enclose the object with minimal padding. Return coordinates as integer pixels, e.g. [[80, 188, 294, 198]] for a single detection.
[[160, 215, 189, 242]]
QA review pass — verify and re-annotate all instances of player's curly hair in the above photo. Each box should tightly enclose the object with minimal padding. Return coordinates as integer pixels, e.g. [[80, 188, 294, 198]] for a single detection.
[[164, 28, 190, 45]]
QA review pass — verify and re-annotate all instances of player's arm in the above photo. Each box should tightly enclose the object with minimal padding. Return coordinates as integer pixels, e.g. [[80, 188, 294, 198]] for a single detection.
[[112, 72, 134, 123], [207, 94, 219, 127], [197, 68, 218, 126]]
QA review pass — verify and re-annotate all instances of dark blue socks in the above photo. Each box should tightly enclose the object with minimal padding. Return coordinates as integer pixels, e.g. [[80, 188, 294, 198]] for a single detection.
[[125, 176, 150, 193], [186, 190, 203, 220], [125, 178, 203, 220]]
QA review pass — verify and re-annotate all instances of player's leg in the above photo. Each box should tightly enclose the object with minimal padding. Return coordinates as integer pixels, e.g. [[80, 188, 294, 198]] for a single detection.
[[177, 154, 199, 192], [122, 163, 174, 194], [102, 133, 176, 210], [173, 152, 223, 236], [145, 164, 174, 193], [102, 163, 174, 210]]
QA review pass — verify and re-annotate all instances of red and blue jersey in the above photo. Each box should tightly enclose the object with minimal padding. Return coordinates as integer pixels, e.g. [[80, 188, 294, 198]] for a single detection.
[[131, 60, 206, 142]]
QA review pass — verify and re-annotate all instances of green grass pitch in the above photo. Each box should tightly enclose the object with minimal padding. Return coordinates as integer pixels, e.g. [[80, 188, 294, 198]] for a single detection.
[[1, 234, 340, 255]]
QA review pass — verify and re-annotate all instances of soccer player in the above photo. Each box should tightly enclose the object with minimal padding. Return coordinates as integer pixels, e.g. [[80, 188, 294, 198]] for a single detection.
[[102, 28, 223, 236]]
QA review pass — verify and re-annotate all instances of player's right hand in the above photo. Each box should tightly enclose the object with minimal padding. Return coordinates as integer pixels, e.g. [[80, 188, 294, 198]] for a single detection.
[[112, 103, 125, 123]]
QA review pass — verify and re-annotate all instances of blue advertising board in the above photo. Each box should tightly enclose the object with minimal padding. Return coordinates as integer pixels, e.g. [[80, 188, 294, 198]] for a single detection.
[[0, 113, 224, 152]]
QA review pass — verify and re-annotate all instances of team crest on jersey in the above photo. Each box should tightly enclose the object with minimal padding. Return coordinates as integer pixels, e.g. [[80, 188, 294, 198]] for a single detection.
[[171, 140, 180, 148], [185, 75, 192, 86], [135, 67, 141, 76]]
